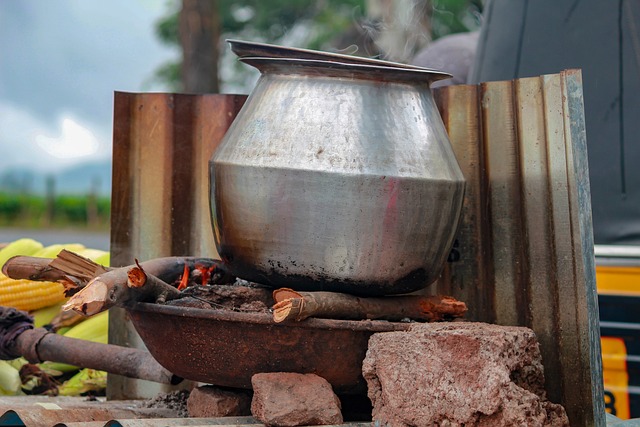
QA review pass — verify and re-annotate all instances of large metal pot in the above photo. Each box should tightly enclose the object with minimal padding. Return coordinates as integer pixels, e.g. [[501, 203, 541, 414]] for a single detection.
[[210, 40, 465, 295]]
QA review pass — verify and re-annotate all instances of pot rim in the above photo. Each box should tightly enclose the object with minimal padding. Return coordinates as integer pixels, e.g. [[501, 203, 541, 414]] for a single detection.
[[239, 56, 452, 83], [227, 38, 437, 71]]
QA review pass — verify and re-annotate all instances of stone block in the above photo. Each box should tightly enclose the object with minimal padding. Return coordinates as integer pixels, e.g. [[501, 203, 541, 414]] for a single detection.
[[362, 322, 569, 427], [251, 372, 343, 426], [187, 385, 252, 418]]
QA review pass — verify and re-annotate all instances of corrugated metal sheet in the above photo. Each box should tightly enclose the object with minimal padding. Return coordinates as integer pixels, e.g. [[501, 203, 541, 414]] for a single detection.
[[433, 69, 604, 426], [110, 92, 247, 262], [0, 397, 368, 427], [108, 93, 246, 399], [108, 71, 603, 425], [99, 420, 367, 427], [0, 396, 177, 427]]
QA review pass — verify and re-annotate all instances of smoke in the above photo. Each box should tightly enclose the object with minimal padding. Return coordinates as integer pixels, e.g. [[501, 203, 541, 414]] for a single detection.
[[352, 0, 432, 63], [338, 0, 482, 64]]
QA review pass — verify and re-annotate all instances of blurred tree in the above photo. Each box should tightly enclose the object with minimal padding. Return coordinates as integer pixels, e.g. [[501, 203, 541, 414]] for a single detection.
[[153, 0, 481, 92], [431, 0, 482, 39], [155, 0, 367, 92], [180, 0, 221, 93]]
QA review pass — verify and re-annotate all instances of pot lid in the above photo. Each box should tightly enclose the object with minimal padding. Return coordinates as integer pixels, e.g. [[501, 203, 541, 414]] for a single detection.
[[239, 56, 453, 83], [228, 39, 452, 82]]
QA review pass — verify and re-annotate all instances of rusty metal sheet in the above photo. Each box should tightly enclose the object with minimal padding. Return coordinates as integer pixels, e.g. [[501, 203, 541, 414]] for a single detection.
[[101, 421, 369, 427], [111, 93, 247, 262], [0, 396, 177, 427], [62, 417, 260, 427], [0, 399, 371, 427], [109, 93, 246, 399], [433, 69, 604, 426], [109, 72, 602, 425], [98, 420, 370, 427], [101, 417, 259, 427]]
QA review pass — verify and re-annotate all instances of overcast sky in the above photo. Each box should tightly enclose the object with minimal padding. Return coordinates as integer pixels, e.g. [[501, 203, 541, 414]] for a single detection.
[[0, 0, 177, 174]]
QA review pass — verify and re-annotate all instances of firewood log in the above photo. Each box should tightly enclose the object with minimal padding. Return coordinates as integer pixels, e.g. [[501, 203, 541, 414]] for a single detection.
[[2, 250, 109, 294], [272, 288, 467, 323], [2, 255, 81, 283], [62, 257, 231, 316]]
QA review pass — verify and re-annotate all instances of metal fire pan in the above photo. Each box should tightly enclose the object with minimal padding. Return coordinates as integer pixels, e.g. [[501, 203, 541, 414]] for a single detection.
[[127, 303, 410, 394]]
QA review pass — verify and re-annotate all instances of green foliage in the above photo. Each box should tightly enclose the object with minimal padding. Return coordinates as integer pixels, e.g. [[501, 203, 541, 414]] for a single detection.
[[55, 196, 88, 223], [0, 193, 22, 222], [152, 0, 482, 90], [0, 194, 46, 224], [156, 4, 180, 46], [96, 198, 110, 217], [156, 0, 366, 47], [431, 0, 482, 39], [152, 0, 365, 90], [0, 192, 110, 230]]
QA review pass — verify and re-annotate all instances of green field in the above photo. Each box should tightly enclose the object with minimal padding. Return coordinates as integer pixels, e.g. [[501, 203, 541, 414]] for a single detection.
[[0, 192, 110, 230]]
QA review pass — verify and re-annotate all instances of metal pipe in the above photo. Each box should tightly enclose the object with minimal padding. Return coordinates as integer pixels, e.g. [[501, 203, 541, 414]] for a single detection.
[[16, 328, 181, 385]]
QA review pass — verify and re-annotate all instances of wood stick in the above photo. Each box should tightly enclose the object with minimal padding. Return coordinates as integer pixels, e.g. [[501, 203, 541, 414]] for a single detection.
[[48, 310, 87, 332], [272, 288, 467, 323], [2, 251, 110, 296], [50, 249, 110, 282], [2, 255, 70, 282], [62, 257, 230, 316], [127, 259, 182, 304]]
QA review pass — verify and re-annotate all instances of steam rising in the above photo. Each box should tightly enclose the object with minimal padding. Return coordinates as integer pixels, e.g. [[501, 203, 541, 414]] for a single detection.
[[359, 0, 432, 62]]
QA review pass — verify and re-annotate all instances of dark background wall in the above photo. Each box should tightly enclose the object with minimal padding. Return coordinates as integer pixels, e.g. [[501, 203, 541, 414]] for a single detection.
[[469, 0, 640, 245]]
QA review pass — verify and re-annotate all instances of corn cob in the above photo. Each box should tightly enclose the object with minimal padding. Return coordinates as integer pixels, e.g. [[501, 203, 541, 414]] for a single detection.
[[77, 248, 107, 261], [0, 238, 43, 270], [91, 252, 110, 267], [31, 302, 66, 328], [0, 360, 22, 396], [40, 311, 109, 373], [57, 368, 107, 396], [33, 243, 85, 259], [0, 238, 66, 312], [6, 357, 27, 371], [0, 275, 66, 311], [62, 310, 108, 341]]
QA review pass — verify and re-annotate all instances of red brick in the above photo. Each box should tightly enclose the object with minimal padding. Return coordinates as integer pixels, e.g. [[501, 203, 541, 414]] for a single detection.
[[251, 372, 343, 426], [187, 385, 251, 418]]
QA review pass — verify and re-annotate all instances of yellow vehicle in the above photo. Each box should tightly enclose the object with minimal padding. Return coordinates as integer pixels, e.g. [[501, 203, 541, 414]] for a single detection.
[[596, 245, 640, 420]]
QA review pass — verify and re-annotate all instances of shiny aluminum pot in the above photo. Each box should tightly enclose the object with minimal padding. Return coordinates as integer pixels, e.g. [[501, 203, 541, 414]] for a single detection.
[[210, 41, 465, 295]]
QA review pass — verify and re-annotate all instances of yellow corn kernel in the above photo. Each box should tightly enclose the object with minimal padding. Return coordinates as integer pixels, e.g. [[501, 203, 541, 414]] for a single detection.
[[0, 274, 66, 312]]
